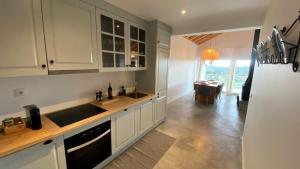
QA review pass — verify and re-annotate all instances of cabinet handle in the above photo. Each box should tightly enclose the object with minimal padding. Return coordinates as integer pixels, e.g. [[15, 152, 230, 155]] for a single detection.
[[124, 109, 127, 111], [43, 139, 53, 145], [50, 60, 54, 64], [41, 64, 47, 69]]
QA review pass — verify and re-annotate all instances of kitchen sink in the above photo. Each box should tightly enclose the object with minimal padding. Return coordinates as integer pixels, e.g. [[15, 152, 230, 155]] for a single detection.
[[126, 92, 148, 99]]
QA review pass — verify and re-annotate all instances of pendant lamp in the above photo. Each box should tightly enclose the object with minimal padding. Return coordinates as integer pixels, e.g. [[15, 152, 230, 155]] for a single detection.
[[202, 37, 219, 60]]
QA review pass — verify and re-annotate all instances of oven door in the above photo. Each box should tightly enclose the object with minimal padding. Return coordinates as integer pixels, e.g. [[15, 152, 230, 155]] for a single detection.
[[64, 120, 111, 169]]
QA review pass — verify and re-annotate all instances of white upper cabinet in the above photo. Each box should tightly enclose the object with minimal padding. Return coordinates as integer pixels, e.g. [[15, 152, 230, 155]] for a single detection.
[[156, 48, 169, 95], [0, 0, 48, 78], [128, 23, 147, 71], [157, 29, 171, 49], [43, 0, 98, 71], [96, 9, 128, 72], [96, 10, 147, 72]]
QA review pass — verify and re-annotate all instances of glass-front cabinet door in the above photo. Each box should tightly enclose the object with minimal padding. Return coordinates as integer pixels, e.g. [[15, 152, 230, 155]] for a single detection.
[[129, 24, 146, 70], [97, 9, 127, 71]]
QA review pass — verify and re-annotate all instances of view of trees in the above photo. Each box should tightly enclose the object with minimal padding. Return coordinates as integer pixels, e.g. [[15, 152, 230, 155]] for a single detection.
[[204, 60, 250, 93]]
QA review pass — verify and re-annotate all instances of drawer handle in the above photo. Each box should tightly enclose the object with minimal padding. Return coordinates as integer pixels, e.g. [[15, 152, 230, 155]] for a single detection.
[[124, 109, 127, 111], [44, 139, 53, 145], [67, 129, 111, 154]]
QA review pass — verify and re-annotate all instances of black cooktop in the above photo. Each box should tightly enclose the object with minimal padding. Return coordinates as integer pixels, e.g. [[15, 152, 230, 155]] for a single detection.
[[46, 104, 107, 127]]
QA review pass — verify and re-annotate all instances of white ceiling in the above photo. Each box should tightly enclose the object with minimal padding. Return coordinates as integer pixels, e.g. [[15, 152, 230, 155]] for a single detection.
[[104, 0, 271, 35]]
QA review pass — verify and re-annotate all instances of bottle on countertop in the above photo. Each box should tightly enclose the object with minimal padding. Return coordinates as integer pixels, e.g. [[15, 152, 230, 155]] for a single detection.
[[108, 82, 113, 99]]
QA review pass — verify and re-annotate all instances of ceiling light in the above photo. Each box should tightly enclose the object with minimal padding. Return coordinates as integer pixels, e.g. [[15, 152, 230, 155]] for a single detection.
[[181, 10, 186, 15]]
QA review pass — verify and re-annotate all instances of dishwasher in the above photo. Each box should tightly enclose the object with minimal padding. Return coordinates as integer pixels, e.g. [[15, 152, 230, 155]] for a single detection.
[[64, 120, 111, 169]]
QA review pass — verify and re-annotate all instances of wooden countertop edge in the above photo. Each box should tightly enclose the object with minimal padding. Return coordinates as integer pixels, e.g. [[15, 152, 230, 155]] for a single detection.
[[0, 94, 156, 158]]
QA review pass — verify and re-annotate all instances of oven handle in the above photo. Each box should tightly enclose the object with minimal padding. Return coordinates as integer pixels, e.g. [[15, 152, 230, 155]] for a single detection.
[[66, 129, 111, 154]]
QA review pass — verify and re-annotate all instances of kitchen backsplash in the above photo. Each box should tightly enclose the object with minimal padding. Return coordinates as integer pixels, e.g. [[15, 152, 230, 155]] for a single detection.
[[0, 72, 135, 119]]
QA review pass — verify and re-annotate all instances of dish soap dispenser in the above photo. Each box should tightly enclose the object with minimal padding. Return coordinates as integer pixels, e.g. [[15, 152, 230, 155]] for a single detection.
[[108, 82, 113, 99]]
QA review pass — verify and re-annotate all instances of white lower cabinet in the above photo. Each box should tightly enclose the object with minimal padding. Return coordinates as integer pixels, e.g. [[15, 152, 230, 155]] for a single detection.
[[111, 99, 155, 154], [155, 96, 167, 123], [111, 107, 137, 153], [0, 139, 62, 169], [139, 101, 154, 133]]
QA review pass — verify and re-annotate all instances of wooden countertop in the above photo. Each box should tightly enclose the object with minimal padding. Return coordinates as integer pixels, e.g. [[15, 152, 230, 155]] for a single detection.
[[0, 94, 155, 158]]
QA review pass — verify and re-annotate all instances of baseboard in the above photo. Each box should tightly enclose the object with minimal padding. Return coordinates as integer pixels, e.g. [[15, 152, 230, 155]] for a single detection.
[[242, 136, 245, 169], [167, 89, 192, 104]]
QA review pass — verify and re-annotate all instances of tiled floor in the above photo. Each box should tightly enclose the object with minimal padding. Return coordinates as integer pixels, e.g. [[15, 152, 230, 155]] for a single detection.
[[154, 93, 246, 169]]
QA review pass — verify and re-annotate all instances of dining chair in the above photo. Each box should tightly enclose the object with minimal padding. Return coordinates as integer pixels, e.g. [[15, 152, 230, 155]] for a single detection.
[[216, 84, 224, 101], [197, 85, 212, 105]]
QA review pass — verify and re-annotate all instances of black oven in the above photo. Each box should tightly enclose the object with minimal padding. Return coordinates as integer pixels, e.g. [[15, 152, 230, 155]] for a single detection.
[[64, 120, 111, 169]]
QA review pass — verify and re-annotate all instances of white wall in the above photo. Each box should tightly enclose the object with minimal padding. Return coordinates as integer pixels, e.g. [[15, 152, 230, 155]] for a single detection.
[[167, 36, 198, 103], [0, 72, 135, 119], [243, 0, 300, 169]]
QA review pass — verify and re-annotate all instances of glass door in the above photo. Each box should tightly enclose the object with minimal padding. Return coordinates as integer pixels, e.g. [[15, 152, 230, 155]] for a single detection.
[[231, 60, 251, 94], [98, 10, 127, 71], [129, 24, 146, 70], [203, 60, 231, 92]]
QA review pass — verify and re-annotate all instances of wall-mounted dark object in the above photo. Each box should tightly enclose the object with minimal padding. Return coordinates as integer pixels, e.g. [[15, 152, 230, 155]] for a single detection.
[[242, 29, 260, 101], [24, 105, 42, 130], [255, 10, 300, 72], [280, 10, 300, 72]]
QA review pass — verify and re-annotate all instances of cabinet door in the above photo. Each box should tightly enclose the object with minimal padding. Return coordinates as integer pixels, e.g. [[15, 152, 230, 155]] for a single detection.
[[111, 108, 136, 152], [43, 0, 98, 71], [140, 101, 154, 133], [156, 48, 169, 94], [97, 9, 127, 72], [0, 0, 48, 78], [156, 96, 167, 122], [157, 29, 171, 49], [128, 23, 147, 71], [0, 140, 59, 169]]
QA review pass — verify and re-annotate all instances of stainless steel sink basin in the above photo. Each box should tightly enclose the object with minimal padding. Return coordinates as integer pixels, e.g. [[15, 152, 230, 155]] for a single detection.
[[126, 92, 148, 99]]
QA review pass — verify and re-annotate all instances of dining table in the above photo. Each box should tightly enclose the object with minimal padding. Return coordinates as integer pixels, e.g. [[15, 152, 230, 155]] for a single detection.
[[194, 80, 224, 104]]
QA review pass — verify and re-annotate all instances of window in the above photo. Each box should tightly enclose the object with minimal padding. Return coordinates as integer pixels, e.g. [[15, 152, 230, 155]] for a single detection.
[[232, 60, 251, 93], [204, 60, 230, 92], [201, 60, 251, 94]]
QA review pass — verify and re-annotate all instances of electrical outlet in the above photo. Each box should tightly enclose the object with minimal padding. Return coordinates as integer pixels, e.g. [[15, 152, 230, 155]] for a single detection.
[[13, 88, 25, 97]]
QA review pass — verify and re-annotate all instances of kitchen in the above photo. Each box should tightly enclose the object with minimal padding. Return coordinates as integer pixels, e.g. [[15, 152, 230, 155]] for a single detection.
[[3, 0, 298, 169], [0, 0, 171, 169]]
